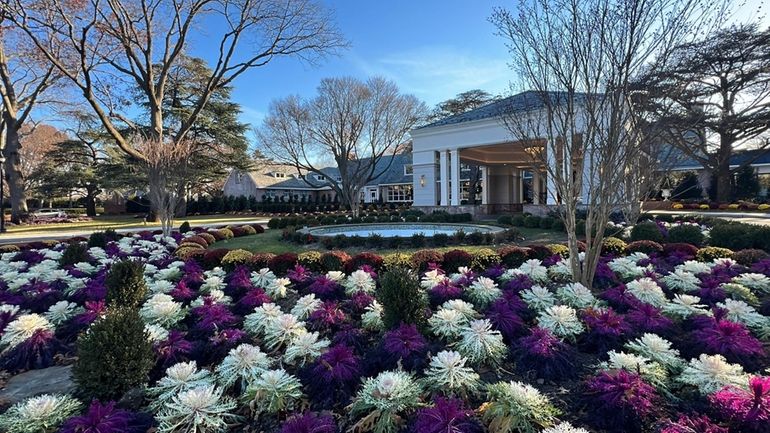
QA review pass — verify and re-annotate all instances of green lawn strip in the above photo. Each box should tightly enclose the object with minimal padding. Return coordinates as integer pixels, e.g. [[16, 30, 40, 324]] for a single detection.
[[209, 226, 567, 254], [6, 214, 266, 236]]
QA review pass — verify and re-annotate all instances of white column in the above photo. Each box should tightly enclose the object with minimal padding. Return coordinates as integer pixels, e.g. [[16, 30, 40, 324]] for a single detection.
[[512, 168, 520, 203], [439, 150, 449, 206], [450, 148, 460, 206], [532, 170, 541, 204], [544, 141, 558, 205], [480, 166, 489, 205]]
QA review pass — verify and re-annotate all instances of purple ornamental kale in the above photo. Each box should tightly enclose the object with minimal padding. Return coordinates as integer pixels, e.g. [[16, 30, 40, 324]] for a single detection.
[[59, 400, 136, 433], [345, 291, 374, 315], [280, 412, 337, 433], [486, 298, 526, 340], [658, 413, 728, 433], [581, 307, 631, 352], [584, 369, 659, 432], [286, 264, 311, 285], [169, 280, 196, 302], [0, 329, 65, 372], [692, 320, 765, 367], [309, 301, 347, 330], [226, 266, 253, 292], [191, 301, 238, 335], [429, 280, 463, 306], [413, 397, 483, 433], [513, 327, 575, 381], [501, 274, 534, 293], [482, 264, 505, 280], [234, 288, 271, 315], [153, 330, 194, 368], [750, 259, 770, 276], [382, 323, 427, 358], [308, 275, 342, 300], [600, 284, 639, 312], [709, 376, 770, 433], [625, 303, 674, 335]]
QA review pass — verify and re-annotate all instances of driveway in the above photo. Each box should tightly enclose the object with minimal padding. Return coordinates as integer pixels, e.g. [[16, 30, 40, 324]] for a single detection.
[[0, 219, 270, 245]]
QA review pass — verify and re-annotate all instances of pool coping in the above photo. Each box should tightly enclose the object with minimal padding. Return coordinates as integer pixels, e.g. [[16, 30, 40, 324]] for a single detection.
[[297, 222, 505, 238]]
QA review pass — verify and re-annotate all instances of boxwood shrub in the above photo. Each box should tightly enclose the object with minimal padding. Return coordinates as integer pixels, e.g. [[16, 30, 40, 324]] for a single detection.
[[629, 221, 664, 243], [667, 225, 705, 246], [523, 215, 542, 228]]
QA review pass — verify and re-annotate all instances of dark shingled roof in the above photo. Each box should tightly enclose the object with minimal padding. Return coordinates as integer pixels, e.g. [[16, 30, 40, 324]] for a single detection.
[[671, 148, 770, 170], [417, 91, 590, 129]]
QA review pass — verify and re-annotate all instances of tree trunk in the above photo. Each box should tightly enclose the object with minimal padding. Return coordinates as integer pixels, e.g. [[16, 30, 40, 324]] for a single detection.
[[85, 189, 97, 217], [2, 125, 28, 223], [715, 134, 734, 202]]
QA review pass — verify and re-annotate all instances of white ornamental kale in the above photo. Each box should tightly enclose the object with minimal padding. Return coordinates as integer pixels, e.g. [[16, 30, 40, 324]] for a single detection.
[[421, 269, 448, 289], [325, 270, 345, 282], [263, 314, 306, 351], [625, 333, 684, 372], [429, 308, 470, 340], [521, 286, 556, 312], [517, 259, 549, 283], [440, 299, 479, 321], [660, 269, 701, 292], [0, 394, 82, 433], [147, 361, 215, 411], [350, 371, 422, 433], [713, 257, 738, 268], [290, 294, 322, 320], [542, 422, 591, 433], [422, 350, 480, 397], [537, 305, 585, 339], [145, 324, 169, 342], [662, 294, 711, 319], [482, 381, 559, 433], [456, 319, 507, 367], [678, 354, 747, 395], [556, 282, 597, 309], [282, 331, 330, 366], [547, 261, 573, 281], [608, 257, 647, 280], [678, 260, 713, 275], [0, 314, 53, 350], [361, 300, 384, 331], [215, 343, 271, 390], [244, 303, 283, 336], [626, 277, 667, 307], [250, 268, 276, 288], [599, 350, 668, 386], [155, 385, 239, 433], [244, 369, 303, 415], [343, 269, 377, 295], [148, 279, 175, 295], [716, 298, 767, 329], [140, 294, 186, 327], [466, 276, 502, 308], [44, 301, 84, 326], [73, 261, 97, 274], [266, 277, 291, 299], [190, 289, 232, 308], [200, 275, 227, 293], [732, 273, 770, 294]]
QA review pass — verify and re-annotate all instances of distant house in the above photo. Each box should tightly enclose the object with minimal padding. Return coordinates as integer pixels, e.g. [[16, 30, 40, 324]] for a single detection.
[[222, 154, 416, 204]]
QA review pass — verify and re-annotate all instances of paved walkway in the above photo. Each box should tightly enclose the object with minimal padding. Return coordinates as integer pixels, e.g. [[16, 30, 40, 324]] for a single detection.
[[0, 219, 270, 245], [650, 210, 770, 226]]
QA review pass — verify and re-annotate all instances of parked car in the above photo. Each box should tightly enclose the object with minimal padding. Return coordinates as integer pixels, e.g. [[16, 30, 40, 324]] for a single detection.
[[33, 208, 68, 219]]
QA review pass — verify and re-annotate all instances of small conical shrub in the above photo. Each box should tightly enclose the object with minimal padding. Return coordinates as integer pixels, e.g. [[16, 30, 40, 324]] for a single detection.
[[105, 260, 147, 309], [377, 267, 428, 330], [73, 307, 154, 400], [179, 221, 191, 233], [60, 242, 89, 267]]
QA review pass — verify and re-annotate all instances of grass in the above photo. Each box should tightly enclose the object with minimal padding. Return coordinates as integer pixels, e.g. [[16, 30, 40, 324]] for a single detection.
[[209, 226, 567, 255], [5, 214, 266, 236]]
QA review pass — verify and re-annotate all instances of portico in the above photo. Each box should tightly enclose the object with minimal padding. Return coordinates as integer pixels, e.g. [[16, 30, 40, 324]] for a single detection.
[[410, 93, 575, 214]]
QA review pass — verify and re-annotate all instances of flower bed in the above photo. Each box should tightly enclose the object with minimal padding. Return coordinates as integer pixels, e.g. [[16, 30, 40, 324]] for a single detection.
[[0, 229, 769, 433]]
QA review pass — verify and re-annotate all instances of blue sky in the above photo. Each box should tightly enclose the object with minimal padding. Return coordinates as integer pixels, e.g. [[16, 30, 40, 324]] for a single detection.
[[187, 0, 511, 128]]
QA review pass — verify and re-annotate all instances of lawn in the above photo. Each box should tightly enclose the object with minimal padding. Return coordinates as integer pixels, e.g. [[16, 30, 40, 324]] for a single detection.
[[4, 214, 266, 236], [209, 226, 566, 254]]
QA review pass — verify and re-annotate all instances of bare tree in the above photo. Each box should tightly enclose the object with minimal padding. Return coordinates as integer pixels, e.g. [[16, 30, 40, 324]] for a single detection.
[[0, 15, 61, 223], [2, 0, 346, 217], [135, 138, 195, 236], [257, 76, 427, 215], [491, 0, 728, 287]]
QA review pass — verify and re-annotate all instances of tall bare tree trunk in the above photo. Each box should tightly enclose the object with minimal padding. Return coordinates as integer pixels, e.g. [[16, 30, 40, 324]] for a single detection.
[[716, 133, 734, 202], [1, 123, 27, 223]]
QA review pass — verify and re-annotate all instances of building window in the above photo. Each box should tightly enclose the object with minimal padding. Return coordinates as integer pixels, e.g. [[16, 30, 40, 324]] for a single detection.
[[386, 184, 413, 202], [314, 174, 326, 182], [235, 173, 243, 184], [273, 172, 286, 178], [404, 164, 413, 175]]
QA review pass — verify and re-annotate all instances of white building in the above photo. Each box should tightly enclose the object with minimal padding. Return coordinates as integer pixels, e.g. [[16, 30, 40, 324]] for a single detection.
[[410, 91, 594, 215]]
